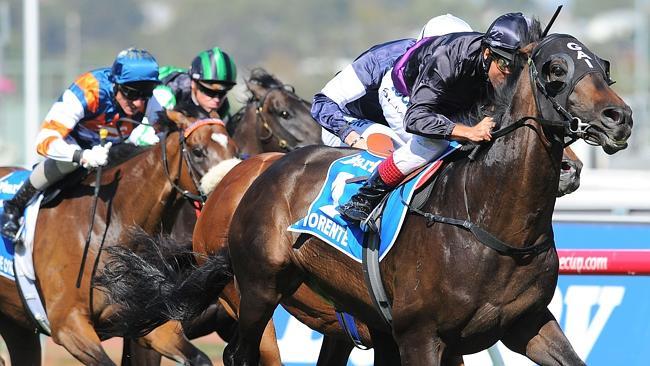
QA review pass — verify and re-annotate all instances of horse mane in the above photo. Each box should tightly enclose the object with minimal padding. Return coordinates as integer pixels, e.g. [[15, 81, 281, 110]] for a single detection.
[[247, 67, 284, 92], [456, 18, 543, 128]]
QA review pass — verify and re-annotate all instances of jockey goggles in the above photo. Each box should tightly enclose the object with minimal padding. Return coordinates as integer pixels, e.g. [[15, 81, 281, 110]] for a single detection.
[[196, 81, 229, 99], [494, 56, 512, 74], [118, 83, 154, 101]]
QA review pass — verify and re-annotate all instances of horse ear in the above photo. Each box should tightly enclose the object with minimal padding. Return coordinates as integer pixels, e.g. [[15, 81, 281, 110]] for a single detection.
[[520, 43, 535, 56], [165, 109, 192, 129], [245, 78, 267, 100]]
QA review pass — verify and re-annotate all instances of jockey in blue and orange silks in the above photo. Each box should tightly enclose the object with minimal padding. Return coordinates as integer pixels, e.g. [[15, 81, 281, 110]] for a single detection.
[[0, 48, 163, 239]]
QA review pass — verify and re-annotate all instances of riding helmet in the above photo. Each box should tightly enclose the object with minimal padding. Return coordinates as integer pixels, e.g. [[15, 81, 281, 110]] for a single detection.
[[483, 12, 530, 61], [111, 48, 161, 85], [190, 47, 237, 86]]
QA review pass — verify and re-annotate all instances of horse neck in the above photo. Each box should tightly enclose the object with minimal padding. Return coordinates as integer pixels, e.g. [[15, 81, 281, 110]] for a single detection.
[[448, 71, 563, 248], [232, 103, 264, 155], [117, 132, 187, 232]]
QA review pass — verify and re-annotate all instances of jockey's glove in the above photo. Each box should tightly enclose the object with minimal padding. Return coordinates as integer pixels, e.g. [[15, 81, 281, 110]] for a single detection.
[[127, 123, 159, 146], [80, 142, 112, 169]]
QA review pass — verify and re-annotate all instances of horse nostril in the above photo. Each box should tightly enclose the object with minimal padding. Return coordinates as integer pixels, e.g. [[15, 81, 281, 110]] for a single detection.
[[601, 107, 629, 125], [602, 108, 623, 123]]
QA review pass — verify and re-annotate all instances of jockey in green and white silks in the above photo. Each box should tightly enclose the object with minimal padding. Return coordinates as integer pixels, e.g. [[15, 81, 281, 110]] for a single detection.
[[152, 47, 237, 122], [1, 48, 162, 239]]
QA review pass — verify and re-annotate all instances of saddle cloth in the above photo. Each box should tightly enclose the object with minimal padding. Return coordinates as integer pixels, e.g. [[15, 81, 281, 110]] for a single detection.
[[288, 143, 459, 262], [0, 170, 51, 334]]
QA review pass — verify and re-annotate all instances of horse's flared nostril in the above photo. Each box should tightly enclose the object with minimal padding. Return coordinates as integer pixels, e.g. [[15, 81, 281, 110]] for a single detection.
[[601, 106, 632, 126]]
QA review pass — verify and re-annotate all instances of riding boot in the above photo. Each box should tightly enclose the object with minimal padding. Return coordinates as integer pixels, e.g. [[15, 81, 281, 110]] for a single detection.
[[337, 170, 393, 222], [1, 180, 39, 239]]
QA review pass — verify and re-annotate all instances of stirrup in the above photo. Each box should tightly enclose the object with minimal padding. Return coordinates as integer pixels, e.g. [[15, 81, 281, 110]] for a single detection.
[[2, 218, 24, 243]]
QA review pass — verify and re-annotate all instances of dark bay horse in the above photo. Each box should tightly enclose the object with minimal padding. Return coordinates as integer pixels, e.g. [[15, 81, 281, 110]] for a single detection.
[[216, 34, 631, 365], [190, 144, 584, 366], [97, 31, 632, 365], [228, 68, 322, 155], [0, 110, 239, 365]]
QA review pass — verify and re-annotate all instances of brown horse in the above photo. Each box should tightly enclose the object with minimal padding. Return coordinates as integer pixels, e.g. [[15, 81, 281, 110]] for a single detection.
[[228, 68, 322, 156], [0, 110, 239, 365], [219, 33, 632, 365], [190, 144, 584, 366], [97, 31, 633, 366]]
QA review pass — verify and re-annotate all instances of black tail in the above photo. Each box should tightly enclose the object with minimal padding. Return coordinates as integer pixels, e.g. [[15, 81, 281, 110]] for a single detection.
[[94, 230, 233, 337]]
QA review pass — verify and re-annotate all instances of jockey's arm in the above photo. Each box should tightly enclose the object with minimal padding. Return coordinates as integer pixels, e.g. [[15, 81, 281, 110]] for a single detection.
[[312, 63, 369, 141], [126, 86, 173, 146], [35, 88, 87, 162]]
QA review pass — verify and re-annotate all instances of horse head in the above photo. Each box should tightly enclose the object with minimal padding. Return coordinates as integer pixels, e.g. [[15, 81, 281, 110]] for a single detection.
[[558, 146, 583, 197], [159, 109, 240, 196], [526, 33, 632, 154], [238, 68, 322, 153]]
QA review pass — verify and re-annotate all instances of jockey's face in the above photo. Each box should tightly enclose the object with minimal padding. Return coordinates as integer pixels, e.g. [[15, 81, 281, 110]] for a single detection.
[[484, 48, 510, 87], [116, 84, 151, 116], [192, 81, 228, 113]]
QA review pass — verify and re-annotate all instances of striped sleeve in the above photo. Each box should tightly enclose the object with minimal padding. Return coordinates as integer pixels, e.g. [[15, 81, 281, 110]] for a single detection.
[[35, 74, 97, 161]]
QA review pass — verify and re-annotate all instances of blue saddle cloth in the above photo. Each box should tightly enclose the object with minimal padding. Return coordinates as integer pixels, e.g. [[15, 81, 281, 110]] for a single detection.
[[288, 143, 459, 262], [0, 170, 31, 279]]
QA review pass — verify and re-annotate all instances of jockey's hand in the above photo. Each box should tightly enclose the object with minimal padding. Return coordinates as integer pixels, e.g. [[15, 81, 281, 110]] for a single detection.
[[127, 124, 159, 146], [452, 117, 495, 143], [81, 142, 112, 169], [344, 132, 368, 150]]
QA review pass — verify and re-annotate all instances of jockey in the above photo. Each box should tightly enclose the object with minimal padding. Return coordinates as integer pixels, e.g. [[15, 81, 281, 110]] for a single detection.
[[0, 48, 162, 239], [312, 14, 473, 150], [153, 47, 237, 121], [338, 13, 532, 221]]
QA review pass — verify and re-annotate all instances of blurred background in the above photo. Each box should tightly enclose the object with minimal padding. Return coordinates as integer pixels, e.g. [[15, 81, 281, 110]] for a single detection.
[[0, 0, 648, 171]]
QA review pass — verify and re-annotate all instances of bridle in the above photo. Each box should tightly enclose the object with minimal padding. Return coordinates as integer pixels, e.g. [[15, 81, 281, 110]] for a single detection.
[[159, 118, 226, 205], [253, 84, 310, 152], [482, 34, 614, 151]]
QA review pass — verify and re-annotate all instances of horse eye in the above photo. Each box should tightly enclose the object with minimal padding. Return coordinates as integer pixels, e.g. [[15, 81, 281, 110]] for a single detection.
[[551, 64, 566, 77], [191, 147, 205, 158], [279, 111, 291, 119]]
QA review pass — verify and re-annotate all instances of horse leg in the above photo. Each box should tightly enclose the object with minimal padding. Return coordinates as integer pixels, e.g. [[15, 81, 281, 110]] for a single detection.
[[316, 336, 353, 366], [502, 308, 585, 366], [370, 328, 401, 366], [394, 326, 446, 366], [0, 317, 41, 366], [120, 340, 161, 366], [217, 284, 282, 366], [222, 286, 281, 366], [50, 310, 115, 365], [137, 321, 211, 366]]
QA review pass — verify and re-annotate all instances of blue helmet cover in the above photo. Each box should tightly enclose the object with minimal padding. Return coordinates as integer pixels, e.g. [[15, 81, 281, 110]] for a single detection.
[[111, 48, 161, 84]]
